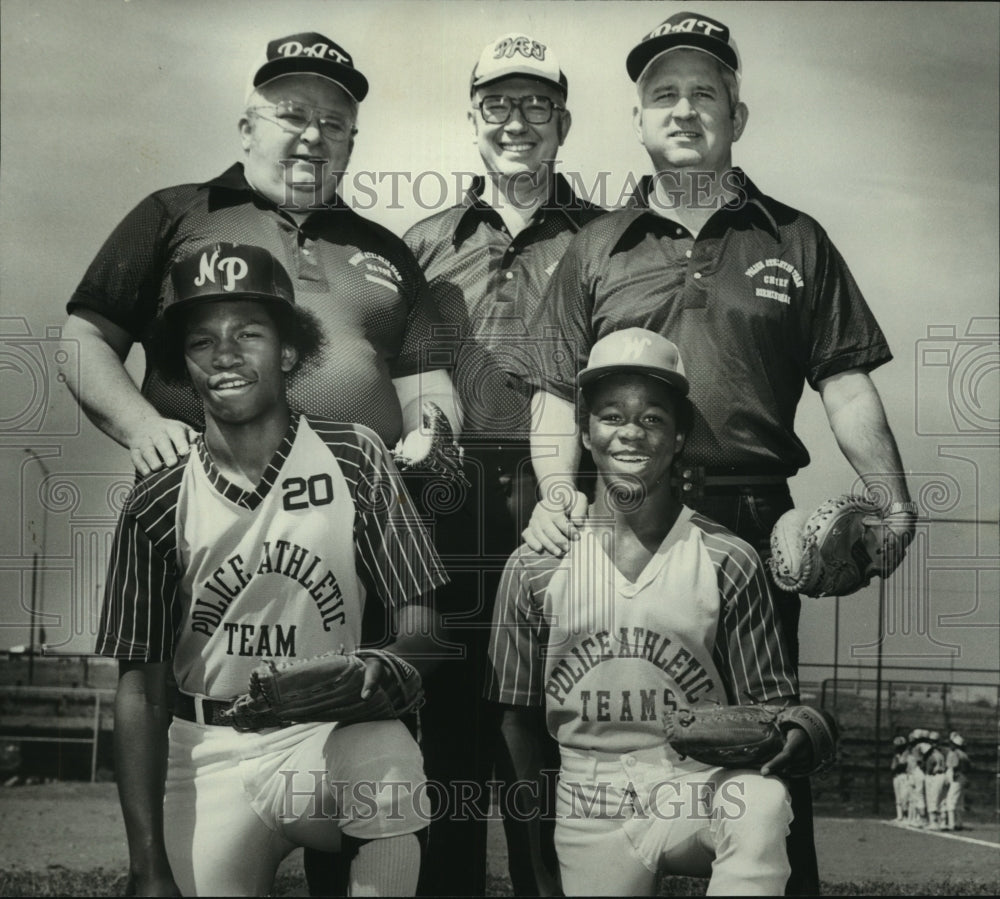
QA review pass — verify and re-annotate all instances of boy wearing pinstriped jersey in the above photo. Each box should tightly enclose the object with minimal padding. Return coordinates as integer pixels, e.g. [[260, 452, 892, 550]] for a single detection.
[[487, 329, 812, 896], [96, 242, 445, 897]]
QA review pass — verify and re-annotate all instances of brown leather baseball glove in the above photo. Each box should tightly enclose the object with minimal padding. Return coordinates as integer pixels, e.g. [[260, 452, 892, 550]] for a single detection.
[[219, 648, 424, 732], [768, 494, 895, 597], [662, 704, 839, 777], [392, 400, 469, 489]]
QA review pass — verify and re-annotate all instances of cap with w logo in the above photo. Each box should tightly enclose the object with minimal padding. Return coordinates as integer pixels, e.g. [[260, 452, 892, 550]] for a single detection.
[[166, 243, 296, 315], [578, 327, 689, 395]]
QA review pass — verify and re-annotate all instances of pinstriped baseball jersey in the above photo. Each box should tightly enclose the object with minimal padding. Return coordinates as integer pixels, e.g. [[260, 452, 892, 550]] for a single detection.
[[486, 507, 797, 753], [96, 414, 445, 698]]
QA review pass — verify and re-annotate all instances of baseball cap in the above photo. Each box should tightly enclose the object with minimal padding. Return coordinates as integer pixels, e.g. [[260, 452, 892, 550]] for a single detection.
[[247, 32, 369, 103], [471, 33, 568, 97], [892, 735, 907, 748], [166, 243, 296, 316], [578, 328, 689, 396], [626, 11, 741, 83]]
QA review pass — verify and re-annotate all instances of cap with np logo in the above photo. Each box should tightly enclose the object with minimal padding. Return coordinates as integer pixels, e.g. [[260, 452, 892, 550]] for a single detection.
[[471, 33, 567, 96], [248, 32, 369, 102], [626, 11, 740, 83], [578, 328, 689, 395], [166, 243, 296, 316]]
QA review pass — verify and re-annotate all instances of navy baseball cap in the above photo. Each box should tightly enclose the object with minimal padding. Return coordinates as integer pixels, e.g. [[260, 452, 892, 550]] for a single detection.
[[626, 11, 740, 83], [579, 328, 689, 396], [471, 33, 568, 97], [166, 243, 296, 316], [248, 32, 369, 103]]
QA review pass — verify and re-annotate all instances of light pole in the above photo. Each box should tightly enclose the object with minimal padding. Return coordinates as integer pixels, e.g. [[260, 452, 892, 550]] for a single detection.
[[873, 576, 886, 816], [23, 448, 51, 685]]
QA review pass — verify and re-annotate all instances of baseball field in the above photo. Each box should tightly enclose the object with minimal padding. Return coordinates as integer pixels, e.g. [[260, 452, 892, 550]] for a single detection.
[[0, 781, 996, 896]]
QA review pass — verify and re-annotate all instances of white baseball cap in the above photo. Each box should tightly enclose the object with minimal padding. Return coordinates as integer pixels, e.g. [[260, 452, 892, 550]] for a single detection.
[[579, 328, 689, 396], [470, 33, 567, 96]]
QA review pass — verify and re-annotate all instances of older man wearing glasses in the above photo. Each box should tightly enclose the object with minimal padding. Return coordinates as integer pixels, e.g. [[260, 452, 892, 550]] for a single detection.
[[401, 34, 605, 897], [61, 31, 458, 475]]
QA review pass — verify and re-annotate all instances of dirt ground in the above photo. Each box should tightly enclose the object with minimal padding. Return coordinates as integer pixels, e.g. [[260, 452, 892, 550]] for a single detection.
[[1, 783, 997, 891]]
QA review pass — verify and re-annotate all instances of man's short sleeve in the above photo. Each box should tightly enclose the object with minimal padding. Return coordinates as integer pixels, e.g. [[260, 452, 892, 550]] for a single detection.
[[485, 549, 548, 707], [524, 233, 595, 402], [67, 192, 175, 338], [803, 227, 892, 387], [389, 246, 450, 381]]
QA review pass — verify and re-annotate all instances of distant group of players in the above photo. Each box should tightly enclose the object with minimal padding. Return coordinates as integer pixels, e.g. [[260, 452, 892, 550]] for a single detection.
[[890, 729, 972, 831]]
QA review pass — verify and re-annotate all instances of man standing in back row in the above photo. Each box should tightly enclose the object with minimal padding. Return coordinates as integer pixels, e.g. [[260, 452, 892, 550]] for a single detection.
[[58, 30, 460, 897], [61, 31, 458, 476], [402, 34, 604, 895], [522, 11, 917, 894]]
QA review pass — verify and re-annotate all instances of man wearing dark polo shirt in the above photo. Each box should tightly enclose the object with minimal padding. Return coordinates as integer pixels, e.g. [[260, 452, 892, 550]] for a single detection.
[[60, 32, 458, 475], [523, 11, 917, 896], [402, 34, 604, 896]]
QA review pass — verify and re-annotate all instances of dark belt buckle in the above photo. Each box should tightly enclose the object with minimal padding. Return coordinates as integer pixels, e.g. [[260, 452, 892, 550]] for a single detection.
[[674, 465, 705, 500]]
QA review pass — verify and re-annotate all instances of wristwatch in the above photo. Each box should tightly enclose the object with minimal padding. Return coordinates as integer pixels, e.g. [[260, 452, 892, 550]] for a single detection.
[[885, 501, 919, 516]]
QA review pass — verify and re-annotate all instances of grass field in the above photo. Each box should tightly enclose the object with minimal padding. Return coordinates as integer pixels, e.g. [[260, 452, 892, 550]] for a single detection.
[[1, 783, 997, 897], [2, 868, 998, 897]]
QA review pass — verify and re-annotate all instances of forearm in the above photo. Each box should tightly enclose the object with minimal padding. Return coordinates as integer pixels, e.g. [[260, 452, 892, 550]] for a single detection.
[[114, 662, 174, 885], [384, 604, 444, 678], [61, 312, 156, 449], [393, 370, 462, 436], [820, 370, 912, 503], [530, 390, 581, 492]]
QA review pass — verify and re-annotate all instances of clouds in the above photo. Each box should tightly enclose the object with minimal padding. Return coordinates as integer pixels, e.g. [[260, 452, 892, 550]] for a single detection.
[[1, 1, 997, 664]]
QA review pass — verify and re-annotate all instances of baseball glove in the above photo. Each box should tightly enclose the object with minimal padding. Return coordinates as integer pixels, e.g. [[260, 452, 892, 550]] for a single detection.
[[392, 400, 469, 489], [663, 704, 839, 777], [219, 648, 424, 732], [768, 494, 887, 597]]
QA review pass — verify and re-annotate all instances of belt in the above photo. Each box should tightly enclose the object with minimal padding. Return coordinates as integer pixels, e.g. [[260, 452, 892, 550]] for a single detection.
[[461, 442, 534, 482], [674, 465, 790, 499], [461, 441, 531, 459], [173, 692, 236, 726]]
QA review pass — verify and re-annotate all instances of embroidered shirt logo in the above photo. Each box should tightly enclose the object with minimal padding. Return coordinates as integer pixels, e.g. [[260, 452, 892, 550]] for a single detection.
[[348, 251, 402, 293], [744, 259, 804, 305]]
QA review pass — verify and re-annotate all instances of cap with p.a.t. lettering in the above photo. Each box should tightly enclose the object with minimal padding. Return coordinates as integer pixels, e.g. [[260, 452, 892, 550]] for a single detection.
[[248, 32, 369, 103], [626, 11, 740, 83]]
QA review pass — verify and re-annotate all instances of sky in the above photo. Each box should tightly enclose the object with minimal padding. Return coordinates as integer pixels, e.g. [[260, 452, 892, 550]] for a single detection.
[[0, 1, 997, 689]]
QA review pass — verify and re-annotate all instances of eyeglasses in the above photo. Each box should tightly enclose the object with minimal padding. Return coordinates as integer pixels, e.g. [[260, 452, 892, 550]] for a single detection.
[[475, 95, 564, 125], [250, 102, 357, 142]]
